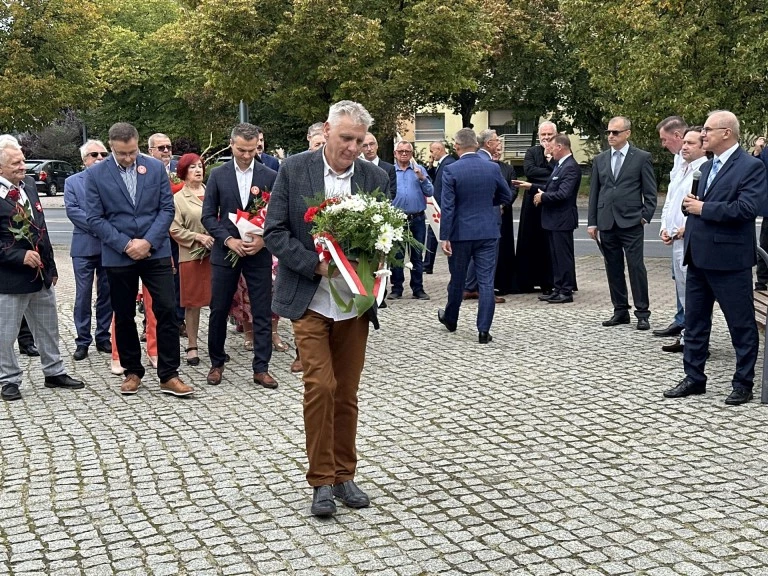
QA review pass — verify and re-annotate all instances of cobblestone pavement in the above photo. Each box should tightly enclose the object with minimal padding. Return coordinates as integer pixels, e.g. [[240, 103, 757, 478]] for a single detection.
[[2, 249, 768, 576]]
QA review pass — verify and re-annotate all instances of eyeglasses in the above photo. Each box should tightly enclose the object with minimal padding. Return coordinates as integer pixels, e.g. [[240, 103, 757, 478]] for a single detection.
[[395, 150, 412, 155], [701, 126, 728, 134], [87, 152, 109, 159], [604, 129, 629, 136], [151, 145, 172, 152]]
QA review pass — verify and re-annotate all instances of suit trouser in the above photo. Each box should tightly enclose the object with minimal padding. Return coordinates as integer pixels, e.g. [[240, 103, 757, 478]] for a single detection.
[[208, 260, 272, 372], [599, 224, 650, 318], [106, 258, 179, 382], [445, 239, 497, 332], [547, 230, 576, 294], [756, 219, 768, 285], [671, 240, 686, 344], [0, 288, 65, 388], [170, 239, 185, 323], [683, 264, 758, 391], [111, 285, 158, 362], [292, 310, 369, 486], [72, 255, 112, 347], [465, 213, 502, 291]]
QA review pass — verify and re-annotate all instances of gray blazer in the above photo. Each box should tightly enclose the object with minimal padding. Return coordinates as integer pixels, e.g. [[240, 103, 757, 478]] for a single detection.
[[587, 145, 657, 230], [263, 149, 390, 320]]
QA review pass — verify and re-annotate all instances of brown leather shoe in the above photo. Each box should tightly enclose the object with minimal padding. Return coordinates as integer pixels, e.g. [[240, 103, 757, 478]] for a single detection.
[[254, 372, 278, 389], [120, 374, 141, 395], [463, 291, 479, 300], [207, 366, 223, 386], [494, 296, 506, 304], [160, 377, 194, 397], [290, 357, 304, 373]]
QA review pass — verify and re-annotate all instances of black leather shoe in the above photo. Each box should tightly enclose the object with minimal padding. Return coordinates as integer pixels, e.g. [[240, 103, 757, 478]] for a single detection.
[[332, 480, 370, 509], [424, 268, 433, 275], [755, 283, 767, 291], [725, 388, 753, 406], [387, 292, 402, 300], [96, 341, 112, 354], [413, 292, 431, 300], [538, 292, 557, 301], [1, 384, 21, 401], [437, 309, 456, 332], [663, 377, 705, 398], [662, 339, 684, 353], [44, 374, 85, 389], [602, 313, 630, 327], [636, 318, 651, 331], [19, 344, 39, 356], [73, 345, 89, 361], [311, 485, 337, 517], [548, 293, 573, 304], [652, 322, 683, 337], [478, 332, 493, 344]]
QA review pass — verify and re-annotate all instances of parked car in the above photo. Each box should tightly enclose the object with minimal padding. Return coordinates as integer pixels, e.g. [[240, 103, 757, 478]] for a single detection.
[[24, 159, 76, 196]]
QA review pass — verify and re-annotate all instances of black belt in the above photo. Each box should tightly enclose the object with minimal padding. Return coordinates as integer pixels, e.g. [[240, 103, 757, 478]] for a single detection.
[[406, 211, 425, 221]]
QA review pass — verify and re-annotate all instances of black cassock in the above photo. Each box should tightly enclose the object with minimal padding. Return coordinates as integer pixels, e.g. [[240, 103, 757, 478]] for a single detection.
[[493, 160, 519, 295]]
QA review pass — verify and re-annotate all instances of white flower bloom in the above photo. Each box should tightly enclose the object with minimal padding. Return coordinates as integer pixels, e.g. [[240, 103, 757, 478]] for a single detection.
[[371, 214, 383, 224], [392, 227, 404, 242], [379, 223, 394, 237]]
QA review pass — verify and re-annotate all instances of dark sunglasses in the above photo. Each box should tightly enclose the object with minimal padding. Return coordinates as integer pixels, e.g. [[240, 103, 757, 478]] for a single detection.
[[152, 145, 172, 152], [604, 129, 629, 136], [87, 152, 110, 158]]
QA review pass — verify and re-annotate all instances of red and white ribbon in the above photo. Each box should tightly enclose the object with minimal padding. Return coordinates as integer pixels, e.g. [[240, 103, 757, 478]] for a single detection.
[[425, 196, 441, 239], [314, 234, 367, 296]]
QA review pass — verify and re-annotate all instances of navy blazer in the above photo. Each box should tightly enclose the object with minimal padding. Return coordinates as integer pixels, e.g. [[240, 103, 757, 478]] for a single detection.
[[65, 169, 102, 258], [260, 153, 280, 171], [86, 155, 175, 267], [439, 153, 512, 242], [201, 160, 277, 268], [433, 155, 456, 205], [684, 146, 768, 271], [376, 159, 398, 200], [533, 155, 582, 231]]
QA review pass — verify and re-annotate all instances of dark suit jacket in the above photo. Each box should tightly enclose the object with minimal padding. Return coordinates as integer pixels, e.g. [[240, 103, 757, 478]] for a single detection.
[[86, 155, 174, 267], [532, 155, 581, 231], [433, 155, 456, 205], [524, 145, 556, 186], [201, 160, 277, 268], [495, 160, 518, 206], [587, 145, 657, 230], [684, 146, 768, 270], [263, 149, 390, 320], [376, 159, 397, 200], [440, 153, 512, 242], [0, 176, 57, 293], [260, 153, 280, 171], [65, 169, 102, 258]]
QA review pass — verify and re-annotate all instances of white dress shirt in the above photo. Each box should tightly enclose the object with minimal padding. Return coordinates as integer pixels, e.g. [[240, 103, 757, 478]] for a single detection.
[[235, 160, 254, 208], [0, 176, 30, 205]]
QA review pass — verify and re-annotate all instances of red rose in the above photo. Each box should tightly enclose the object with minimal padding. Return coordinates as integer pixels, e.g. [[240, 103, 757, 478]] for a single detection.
[[304, 206, 319, 223], [261, 191, 270, 203], [7, 187, 20, 202]]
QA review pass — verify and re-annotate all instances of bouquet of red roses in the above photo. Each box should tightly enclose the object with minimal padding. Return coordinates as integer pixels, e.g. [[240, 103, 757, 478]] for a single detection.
[[226, 187, 270, 266]]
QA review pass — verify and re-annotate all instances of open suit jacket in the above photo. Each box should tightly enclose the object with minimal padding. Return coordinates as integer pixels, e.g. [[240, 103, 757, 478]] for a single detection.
[[65, 169, 102, 258], [432, 155, 456, 205], [587, 145, 657, 230], [684, 146, 767, 270], [0, 176, 57, 293], [201, 160, 277, 268], [85, 155, 174, 267], [263, 149, 390, 320], [534, 155, 581, 231]]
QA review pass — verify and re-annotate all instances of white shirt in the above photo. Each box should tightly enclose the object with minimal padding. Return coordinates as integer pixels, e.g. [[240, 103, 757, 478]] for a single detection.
[[234, 160, 254, 208], [0, 175, 30, 205], [669, 150, 684, 182], [307, 150, 358, 321], [611, 142, 630, 174], [660, 156, 707, 238]]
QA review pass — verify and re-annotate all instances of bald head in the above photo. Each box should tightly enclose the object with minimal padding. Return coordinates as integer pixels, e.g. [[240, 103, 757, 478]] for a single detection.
[[702, 110, 740, 156]]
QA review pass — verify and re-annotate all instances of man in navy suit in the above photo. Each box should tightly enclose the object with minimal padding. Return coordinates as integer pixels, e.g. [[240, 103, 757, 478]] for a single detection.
[[513, 134, 581, 303], [64, 139, 112, 361], [202, 123, 278, 390], [86, 122, 193, 398], [664, 110, 768, 405], [255, 128, 281, 171], [423, 141, 455, 274], [438, 128, 512, 343], [361, 132, 397, 199]]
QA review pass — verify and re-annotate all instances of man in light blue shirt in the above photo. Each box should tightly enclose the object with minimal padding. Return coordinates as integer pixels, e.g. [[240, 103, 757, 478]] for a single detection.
[[389, 141, 434, 300]]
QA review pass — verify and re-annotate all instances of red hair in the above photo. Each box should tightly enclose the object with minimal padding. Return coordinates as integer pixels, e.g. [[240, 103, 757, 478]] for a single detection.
[[176, 153, 205, 181]]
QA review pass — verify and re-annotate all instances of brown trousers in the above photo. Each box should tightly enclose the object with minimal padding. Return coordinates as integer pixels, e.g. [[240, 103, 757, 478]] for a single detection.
[[292, 310, 369, 486]]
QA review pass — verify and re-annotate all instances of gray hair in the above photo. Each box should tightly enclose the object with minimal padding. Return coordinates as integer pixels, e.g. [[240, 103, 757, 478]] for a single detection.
[[147, 133, 169, 148], [454, 128, 478, 149], [230, 123, 261, 141], [538, 121, 557, 134], [0, 134, 22, 165], [327, 100, 374, 129], [108, 122, 139, 143], [656, 115, 687, 134], [708, 110, 740, 138], [80, 139, 106, 160], [609, 116, 632, 131], [477, 129, 497, 148], [551, 134, 571, 149], [307, 122, 324, 138]]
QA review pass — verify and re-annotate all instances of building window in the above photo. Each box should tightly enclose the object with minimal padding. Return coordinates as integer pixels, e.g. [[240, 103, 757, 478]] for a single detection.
[[415, 114, 445, 141], [489, 110, 536, 136]]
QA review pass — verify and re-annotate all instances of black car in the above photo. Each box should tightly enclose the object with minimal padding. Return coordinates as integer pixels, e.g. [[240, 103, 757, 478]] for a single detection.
[[24, 159, 76, 196]]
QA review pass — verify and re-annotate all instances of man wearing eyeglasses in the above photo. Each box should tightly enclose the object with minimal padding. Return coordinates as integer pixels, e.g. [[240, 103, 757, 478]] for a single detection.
[[588, 116, 657, 330], [64, 140, 113, 361], [664, 110, 768, 405], [360, 132, 397, 200]]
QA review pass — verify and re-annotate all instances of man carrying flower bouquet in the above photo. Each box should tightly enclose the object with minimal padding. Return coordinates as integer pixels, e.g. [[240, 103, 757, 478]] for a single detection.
[[264, 100, 390, 517], [0, 135, 85, 401]]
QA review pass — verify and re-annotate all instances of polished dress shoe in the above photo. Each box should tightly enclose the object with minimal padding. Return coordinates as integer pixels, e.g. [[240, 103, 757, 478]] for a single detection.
[[96, 341, 112, 354], [663, 377, 705, 398], [725, 388, 753, 406], [44, 374, 85, 389], [463, 291, 479, 300], [538, 292, 557, 301], [73, 345, 89, 361], [311, 485, 337, 517], [332, 480, 370, 508], [120, 374, 141, 395], [652, 322, 683, 338], [602, 313, 630, 327], [254, 372, 278, 389], [1, 384, 21, 401], [636, 318, 651, 331], [290, 356, 304, 373], [387, 292, 402, 300], [413, 291, 431, 300], [424, 268, 433, 274], [548, 293, 573, 304], [160, 377, 194, 397], [661, 339, 684, 353], [207, 366, 223, 386], [478, 332, 493, 344], [494, 296, 506, 304], [437, 309, 456, 332], [19, 344, 39, 357]]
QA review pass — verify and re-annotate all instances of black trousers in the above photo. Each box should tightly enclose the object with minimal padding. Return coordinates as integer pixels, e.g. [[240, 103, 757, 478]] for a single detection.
[[106, 258, 179, 381], [756, 219, 768, 285], [600, 224, 650, 318], [548, 230, 576, 294], [208, 260, 272, 373], [17, 316, 34, 348]]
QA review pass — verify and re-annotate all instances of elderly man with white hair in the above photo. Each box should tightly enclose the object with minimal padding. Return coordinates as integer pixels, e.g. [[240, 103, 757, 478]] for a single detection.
[[64, 139, 113, 361], [0, 135, 85, 401]]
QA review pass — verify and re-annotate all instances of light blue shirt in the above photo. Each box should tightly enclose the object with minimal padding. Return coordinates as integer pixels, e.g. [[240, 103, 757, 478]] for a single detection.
[[393, 163, 433, 214], [113, 155, 137, 204]]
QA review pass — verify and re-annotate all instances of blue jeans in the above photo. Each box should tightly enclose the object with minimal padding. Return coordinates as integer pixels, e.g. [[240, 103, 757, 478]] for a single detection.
[[391, 214, 426, 295]]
